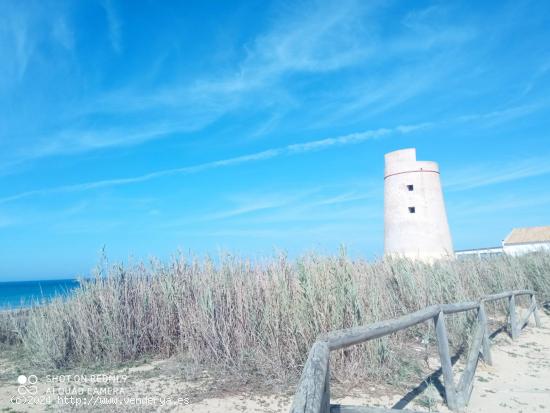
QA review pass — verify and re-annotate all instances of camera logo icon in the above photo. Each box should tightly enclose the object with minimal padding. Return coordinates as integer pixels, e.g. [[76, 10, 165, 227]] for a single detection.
[[17, 375, 38, 395]]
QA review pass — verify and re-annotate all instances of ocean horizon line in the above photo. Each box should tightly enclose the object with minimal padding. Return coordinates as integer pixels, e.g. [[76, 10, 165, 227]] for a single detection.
[[0, 278, 81, 310]]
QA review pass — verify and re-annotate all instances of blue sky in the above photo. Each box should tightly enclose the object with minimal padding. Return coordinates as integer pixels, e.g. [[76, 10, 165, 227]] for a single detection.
[[1, 0, 550, 281]]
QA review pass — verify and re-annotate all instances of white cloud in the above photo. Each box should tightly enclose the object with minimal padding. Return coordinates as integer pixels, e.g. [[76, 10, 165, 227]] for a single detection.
[[52, 17, 74, 50], [521, 61, 550, 96], [456, 103, 544, 126], [0, 4, 34, 83], [101, 0, 122, 53], [194, 191, 316, 223]]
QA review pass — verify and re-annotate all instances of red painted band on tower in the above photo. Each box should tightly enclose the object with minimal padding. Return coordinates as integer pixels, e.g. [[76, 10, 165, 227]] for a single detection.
[[384, 169, 440, 179]]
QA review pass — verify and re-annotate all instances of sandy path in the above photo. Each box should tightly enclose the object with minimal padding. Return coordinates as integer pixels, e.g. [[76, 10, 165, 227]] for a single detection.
[[466, 312, 550, 412]]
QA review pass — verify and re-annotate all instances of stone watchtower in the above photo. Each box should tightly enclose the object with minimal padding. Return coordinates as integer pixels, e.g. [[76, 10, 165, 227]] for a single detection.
[[384, 148, 453, 260]]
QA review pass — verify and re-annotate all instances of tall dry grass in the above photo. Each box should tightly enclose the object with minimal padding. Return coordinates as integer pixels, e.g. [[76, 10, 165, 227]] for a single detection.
[[3, 251, 550, 381]]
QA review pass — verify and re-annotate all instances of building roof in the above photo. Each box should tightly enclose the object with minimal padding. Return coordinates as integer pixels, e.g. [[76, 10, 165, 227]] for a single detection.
[[503, 226, 550, 245]]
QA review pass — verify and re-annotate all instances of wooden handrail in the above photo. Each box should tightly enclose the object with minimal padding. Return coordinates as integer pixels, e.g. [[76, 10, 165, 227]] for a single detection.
[[323, 305, 441, 351], [290, 289, 542, 413]]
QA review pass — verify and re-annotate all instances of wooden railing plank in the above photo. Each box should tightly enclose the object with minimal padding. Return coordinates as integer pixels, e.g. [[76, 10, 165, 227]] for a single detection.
[[324, 306, 440, 351], [508, 295, 519, 340], [478, 302, 492, 365], [484, 289, 534, 302], [330, 405, 433, 413], [322, 360, 330, 413], [531, 294, 542, 327], [518, 302, 537, 331], [440, 301, 479, 314], [456, 319, 485, 406]]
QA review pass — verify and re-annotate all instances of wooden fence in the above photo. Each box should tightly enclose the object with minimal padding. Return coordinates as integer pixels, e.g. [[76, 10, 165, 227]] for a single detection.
[[290, 290, 542, 413]]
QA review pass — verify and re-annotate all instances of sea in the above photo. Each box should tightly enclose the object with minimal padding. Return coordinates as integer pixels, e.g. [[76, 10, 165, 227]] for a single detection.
[[0, 279, 80, 310]]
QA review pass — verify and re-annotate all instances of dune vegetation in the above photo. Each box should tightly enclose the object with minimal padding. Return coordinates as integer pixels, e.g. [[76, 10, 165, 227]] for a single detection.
[[1, 251, 549, 382]]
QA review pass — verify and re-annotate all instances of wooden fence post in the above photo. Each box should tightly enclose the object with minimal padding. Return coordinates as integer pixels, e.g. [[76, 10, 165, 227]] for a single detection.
[[532, 294, 542, 328], [290, 341, 330, 413], [478, 302, 492, 365], [508, 295, 518, 340], [434, 311, 460, 411], [322, 362, 330, 413], [456, 319, 485, 407]]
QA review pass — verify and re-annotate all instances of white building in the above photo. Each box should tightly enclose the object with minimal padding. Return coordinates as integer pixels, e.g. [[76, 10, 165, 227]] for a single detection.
[[384, 148, 454, 260], [502, 226, 550, 256], [454, 246, 503, 258], [455, 226, 550, 258]]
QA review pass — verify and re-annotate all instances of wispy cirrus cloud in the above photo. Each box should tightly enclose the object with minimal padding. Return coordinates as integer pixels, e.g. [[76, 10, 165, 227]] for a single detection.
[[0, 1, 480, 173], [1, 0, 534, 174], [445, 155, 550, 191], [456, 103, 545, 126], [1, 0, 376, 168], [10, 120, 208, 163], [0, 2, 35, 84], [51, 17, 74, 51], [165, 186, 380, 238], [162, 190, 323, 228], [450, 192, 550, 217], [201, 0, 373, 87], [521, 61, 550, 97], [3, 100, 548, 205], [234, 194, 380, 226], [202, 192, 314, 222], [0, 123, 422, 204], [100, 0, 122, 53], [0, 2, 76, 86]]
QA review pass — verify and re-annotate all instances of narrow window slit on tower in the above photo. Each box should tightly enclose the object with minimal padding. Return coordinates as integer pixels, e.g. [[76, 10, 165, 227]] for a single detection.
[[408, 206, 416, 213], [407, 184, 414, 191]]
